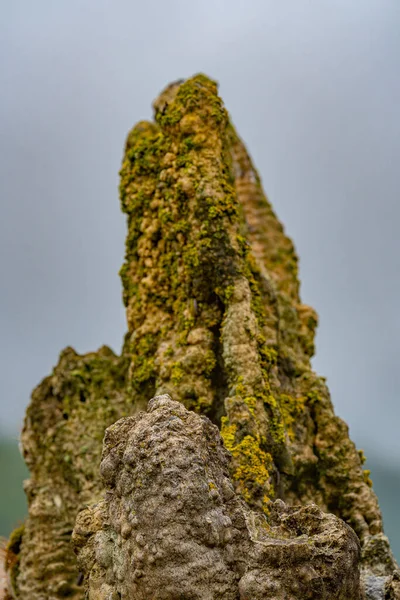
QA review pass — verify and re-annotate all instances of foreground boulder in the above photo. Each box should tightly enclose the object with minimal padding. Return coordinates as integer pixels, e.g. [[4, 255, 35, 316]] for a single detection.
[[73, 394, 361, 599]]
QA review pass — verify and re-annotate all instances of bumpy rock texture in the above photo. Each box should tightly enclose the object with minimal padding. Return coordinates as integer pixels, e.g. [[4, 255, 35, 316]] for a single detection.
[[6, 74, 399, 598], [72, 394, 361, 599]]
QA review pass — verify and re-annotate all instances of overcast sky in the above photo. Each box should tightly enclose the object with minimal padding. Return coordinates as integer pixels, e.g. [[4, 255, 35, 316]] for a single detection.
[[1, 1, 399, 469]]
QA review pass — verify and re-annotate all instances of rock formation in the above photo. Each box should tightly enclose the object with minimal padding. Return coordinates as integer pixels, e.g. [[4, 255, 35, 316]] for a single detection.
[[72, 394, 361, 599], [4, 74, 399, 599]]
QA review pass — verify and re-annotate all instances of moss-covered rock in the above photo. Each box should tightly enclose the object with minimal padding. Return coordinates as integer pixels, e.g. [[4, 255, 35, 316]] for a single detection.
[[16, 346, 130, 598], [9, 74, 399, 598]]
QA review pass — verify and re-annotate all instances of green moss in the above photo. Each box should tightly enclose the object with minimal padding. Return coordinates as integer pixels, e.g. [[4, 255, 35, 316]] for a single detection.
[[270, 416, 286, 446], [130, 334, 158, 388], [243, 396, 257, 417], [220, 417, 237, 448], [155, 74, 224, 130], [306, 389, 323, 405], [224, 285, 235, 301], [363, 469, 373, 487], [203, 351, 217, 377], [358, 449, 367, 465], [279, 394, 305, 441], [258, 343, 278, 370], [23, 345, 130, 509], [245, 253, 266, 327], [171, 363, 185, 384]]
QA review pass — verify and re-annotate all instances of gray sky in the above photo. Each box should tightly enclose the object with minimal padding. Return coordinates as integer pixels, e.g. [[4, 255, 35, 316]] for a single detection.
[[1, 1, 399, 468]]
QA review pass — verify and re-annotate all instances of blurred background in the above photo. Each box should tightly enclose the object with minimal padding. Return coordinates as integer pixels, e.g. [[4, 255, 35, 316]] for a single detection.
[[1, 1, 399, 558]]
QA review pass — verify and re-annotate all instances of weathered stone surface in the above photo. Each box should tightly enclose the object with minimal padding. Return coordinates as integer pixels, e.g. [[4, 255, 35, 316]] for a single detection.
[[73, 394, 362, 599], [361, 533, 399, 599], [15, 347, 130, 598], [117, 73, 398, 585], [6, 74, 399, 598], [386, 572, 400, 599]]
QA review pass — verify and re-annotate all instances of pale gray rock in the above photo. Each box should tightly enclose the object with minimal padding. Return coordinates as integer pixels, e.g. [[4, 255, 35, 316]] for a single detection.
[[361, 533, 400, 599], [364, 575, 386, 600]]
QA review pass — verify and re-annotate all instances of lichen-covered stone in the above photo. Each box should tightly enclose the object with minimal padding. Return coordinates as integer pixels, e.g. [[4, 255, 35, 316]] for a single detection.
[[15, 346, 130, 598], [7, 74, 399, 598], [73, 394, 362, 599], [118, 74, 397, 579]]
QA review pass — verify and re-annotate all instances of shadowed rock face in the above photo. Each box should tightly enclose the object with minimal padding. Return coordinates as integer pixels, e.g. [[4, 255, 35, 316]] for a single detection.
[[6, 74, 399, 598], [15, 347, 130, 599], [73, 395, 362, 599]]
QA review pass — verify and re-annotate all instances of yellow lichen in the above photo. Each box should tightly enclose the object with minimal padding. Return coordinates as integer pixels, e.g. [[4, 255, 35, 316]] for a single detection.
[[221, 417, 273, 512]]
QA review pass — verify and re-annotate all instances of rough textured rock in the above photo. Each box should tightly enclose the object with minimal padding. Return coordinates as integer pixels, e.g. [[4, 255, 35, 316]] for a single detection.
[[16, 347, 130, 598], [73, 394, 362, 599], [5, 73, 399, 598]]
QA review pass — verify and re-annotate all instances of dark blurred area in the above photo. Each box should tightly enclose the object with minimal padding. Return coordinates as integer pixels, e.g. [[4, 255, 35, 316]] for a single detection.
[[0, 434, 398, 562]]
